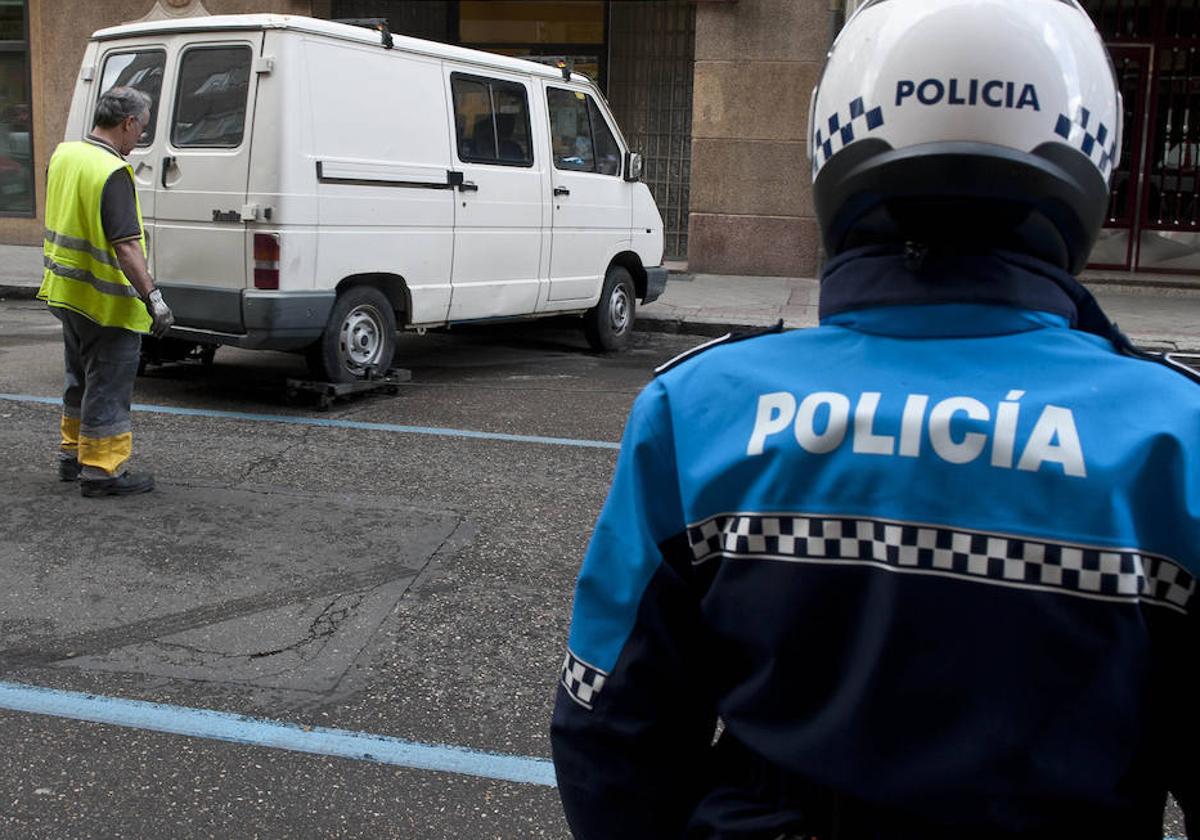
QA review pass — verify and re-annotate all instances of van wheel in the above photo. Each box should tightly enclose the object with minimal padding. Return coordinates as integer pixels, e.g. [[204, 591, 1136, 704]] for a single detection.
[[584, 266, 636, 352], [308, 286, 397, 382]]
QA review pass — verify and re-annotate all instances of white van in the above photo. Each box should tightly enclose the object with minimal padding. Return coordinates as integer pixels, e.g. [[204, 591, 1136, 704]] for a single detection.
[[65, 14, 668, 380]]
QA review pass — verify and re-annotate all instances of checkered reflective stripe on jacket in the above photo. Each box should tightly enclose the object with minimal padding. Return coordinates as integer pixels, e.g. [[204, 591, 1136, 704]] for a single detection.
[[1055, 107, 1119, 178], [688, 513, 1195, 614], [812, 97, 886, 177], [561, 650, 608, 710]]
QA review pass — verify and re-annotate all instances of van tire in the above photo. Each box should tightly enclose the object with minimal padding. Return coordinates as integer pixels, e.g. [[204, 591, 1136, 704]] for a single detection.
[[307, 286, 397, 382], [584, 266, 636, 352]]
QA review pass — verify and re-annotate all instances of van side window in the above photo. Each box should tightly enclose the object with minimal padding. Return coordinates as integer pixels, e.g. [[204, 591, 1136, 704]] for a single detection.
[[547, 88, 621, 177], [451, 74, 533, 167], [99, 50, 165, 146], [171, 46, 252, 149]]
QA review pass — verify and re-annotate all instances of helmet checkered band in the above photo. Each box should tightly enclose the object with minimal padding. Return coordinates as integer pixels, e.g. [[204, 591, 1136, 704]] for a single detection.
[[1055, 107, 1119, 177], [813, 97, 886, 176]]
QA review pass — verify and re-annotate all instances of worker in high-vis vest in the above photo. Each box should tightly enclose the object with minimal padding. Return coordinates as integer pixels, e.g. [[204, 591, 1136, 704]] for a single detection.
[[38, 86, 174, 498]]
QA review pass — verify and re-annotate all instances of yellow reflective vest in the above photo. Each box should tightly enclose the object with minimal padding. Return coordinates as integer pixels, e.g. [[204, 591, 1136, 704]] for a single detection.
[[38, 140, 151, 333]]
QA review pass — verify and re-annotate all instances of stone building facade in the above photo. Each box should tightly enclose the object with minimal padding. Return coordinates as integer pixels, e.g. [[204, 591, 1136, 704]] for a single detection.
[[687, 0, 828, 275]]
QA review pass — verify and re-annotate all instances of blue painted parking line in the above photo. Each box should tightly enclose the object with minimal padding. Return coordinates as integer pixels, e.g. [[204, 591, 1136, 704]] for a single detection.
[[0, 682, 1190, 838], [0, 680, 556, 787], [0, 393, 620, 450], [0, 680, 1186, 836]]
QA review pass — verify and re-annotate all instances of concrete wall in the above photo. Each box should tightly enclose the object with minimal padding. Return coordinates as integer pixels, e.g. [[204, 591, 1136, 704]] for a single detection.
[[2, 0, 312, 246], [687, 0, 828, 277]]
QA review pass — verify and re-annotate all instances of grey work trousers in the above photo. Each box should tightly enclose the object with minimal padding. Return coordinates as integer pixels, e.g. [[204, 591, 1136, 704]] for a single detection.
[[54, 307, 141, 479]]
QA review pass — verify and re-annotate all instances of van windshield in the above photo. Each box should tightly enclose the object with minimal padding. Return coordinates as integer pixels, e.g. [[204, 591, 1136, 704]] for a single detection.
[[99, 50, 165, 146]]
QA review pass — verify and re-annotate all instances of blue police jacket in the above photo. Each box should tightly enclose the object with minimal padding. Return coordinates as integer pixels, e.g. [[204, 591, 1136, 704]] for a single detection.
[[550, 247, 1199, 840]]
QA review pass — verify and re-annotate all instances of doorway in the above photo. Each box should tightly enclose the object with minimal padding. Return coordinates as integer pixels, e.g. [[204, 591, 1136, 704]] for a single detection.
[[1085, 0, 1200, 274]]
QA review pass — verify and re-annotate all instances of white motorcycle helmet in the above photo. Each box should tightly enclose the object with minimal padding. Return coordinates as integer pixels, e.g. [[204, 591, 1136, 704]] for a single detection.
[[810, 0, 1121, 274]]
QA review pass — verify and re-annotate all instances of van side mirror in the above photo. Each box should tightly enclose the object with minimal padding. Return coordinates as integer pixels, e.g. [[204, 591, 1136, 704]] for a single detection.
[[624, 152, 643, 182]]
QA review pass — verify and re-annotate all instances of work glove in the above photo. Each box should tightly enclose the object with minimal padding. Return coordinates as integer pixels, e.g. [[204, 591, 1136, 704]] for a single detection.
[[144, 288, 174, 339]]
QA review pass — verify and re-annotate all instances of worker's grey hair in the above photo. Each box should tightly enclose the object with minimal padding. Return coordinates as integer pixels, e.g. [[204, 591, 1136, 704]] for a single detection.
[[93, 87, 152, 129]]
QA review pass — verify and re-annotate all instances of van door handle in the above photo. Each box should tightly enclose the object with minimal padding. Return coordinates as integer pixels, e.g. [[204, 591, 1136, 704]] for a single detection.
[[161, 156, 176, 188], [553, 186, 570, 196], [457, 181, 478, 192]]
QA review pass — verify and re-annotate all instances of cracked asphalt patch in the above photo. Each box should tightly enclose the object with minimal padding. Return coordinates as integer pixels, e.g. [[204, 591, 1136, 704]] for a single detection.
[[0, 479, 467, 695], [72, 581, 411, 698]]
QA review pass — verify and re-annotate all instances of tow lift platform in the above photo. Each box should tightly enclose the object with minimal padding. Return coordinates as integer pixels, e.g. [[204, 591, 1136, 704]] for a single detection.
[[284, 367, 412, 410]]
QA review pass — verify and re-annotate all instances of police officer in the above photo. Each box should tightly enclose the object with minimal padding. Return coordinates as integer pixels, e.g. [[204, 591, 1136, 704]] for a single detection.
[[551, 1, 1198, 837], [39, 86, 173, 497]]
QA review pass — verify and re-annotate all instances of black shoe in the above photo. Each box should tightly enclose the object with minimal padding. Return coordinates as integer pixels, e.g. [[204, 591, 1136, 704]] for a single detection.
[[80, 472, 155, 498], [58, 457, 81, 482]]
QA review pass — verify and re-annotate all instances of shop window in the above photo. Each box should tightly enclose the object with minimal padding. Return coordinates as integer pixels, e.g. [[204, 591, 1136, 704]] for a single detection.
[[459, 1, 603, 45], [547, 87, 620, 176], [452, 73, 533, 166], [457, 1, 606, 89], [171, 46, 252, 148], [0, 0, 31, 215], [99, 51, 166, 146]]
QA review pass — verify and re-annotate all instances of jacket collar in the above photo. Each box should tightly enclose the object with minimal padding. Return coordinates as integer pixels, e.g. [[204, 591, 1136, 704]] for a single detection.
[[819, 245, 1133, 347], [819, 246, 1081, 324], [820, 246, 1200, 385], [84, 133, 124, 160]]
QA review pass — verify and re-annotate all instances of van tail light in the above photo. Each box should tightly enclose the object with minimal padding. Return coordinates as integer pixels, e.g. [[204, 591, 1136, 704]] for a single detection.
[[254, 233, 280, 290]]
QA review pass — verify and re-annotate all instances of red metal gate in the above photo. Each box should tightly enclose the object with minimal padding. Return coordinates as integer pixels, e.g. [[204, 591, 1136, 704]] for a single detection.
[[1084, 0, 1200, 274]]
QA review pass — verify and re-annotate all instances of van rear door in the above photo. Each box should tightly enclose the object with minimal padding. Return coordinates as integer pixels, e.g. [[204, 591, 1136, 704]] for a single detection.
[[153, 32, 263, 334], [92, 42, 168, 261]]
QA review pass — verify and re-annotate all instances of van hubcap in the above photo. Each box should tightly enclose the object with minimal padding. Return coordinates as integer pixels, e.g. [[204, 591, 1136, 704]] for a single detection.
[[609, 285, 630, 334], [339, 305, 385, 372]]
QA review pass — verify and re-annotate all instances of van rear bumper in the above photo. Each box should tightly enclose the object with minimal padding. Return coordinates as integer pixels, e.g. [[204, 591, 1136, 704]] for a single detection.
[[166, 289, 335, 350], [243, 290, 335, 347], [642, 266, 668, 305]]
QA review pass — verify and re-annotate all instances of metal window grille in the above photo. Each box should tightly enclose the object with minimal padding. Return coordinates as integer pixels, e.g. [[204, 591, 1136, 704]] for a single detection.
[[1105, 50, 1145, 226], [1145, 44, 1199, 230], [606, 0, 695, 260]]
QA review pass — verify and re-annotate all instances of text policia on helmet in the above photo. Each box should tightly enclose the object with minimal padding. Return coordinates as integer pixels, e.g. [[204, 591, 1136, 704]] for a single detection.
[[895, 79, 1041, 111]]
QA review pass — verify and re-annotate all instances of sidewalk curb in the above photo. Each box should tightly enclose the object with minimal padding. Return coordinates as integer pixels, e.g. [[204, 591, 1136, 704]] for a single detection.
[[634, 316, 737, 339], [637, 312, 1200, 355], [6, 284, 1196, 355]]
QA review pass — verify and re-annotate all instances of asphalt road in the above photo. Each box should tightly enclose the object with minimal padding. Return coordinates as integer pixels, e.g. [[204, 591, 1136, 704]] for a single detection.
[[0, 299, 695, 839], [0, 300, 1189, 838]]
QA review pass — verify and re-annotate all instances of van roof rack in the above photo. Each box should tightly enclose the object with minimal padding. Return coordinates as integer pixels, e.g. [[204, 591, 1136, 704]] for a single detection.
[[332, 17, 394, 50]]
